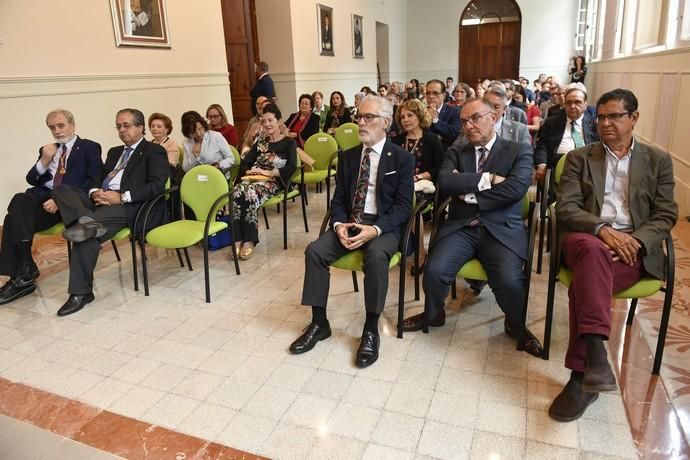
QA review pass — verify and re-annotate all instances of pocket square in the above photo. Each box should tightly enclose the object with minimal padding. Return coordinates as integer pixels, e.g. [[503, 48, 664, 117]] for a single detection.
[[384, 170, 397, 176]]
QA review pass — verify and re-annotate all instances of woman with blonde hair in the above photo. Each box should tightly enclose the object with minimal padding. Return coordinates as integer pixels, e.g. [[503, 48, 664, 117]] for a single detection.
[[206, 104, 238, 147]]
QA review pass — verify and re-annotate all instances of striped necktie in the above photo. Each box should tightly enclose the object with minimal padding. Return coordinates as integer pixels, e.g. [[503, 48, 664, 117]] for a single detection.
[[477, 147, 488, 173]]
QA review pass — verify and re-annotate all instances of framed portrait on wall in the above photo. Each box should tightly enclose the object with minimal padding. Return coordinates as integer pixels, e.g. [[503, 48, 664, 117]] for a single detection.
[[109, 0, 171, 48], [352, 14, 363, 58], [317, 4, 334, 56]]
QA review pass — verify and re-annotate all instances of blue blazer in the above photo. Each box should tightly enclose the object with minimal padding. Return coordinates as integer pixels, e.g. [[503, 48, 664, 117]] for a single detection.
[[534, 107, 598, 167], [430, 104, 461, 147], [436, 137, 533, 260], [26, 136, 103, 201], [330, 140, 414, 238], [250, 74, 276, 115]]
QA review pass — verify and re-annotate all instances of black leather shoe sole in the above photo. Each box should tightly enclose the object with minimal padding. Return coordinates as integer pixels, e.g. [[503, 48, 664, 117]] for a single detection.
[[57, 293, 95, 317], [289, 324, 332, 354], [0, 282, 36, 305]]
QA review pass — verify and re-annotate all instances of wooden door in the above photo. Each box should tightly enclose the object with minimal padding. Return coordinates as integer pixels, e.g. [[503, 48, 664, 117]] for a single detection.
[[459, 20, 520, 87], [220, 0, 259, 139]]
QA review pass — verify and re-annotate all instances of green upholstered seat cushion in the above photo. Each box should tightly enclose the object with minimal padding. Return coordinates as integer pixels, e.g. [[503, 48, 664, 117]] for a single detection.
[[261, 188, 300, 208], [111, 227, 131, 241], [146, 220, 228, 248], [331, 250, 401, 271], [294, 170, 331, 184], [557, 266, 662, 298], [458, 258, 488, 281], [37, 223, 65, 236]]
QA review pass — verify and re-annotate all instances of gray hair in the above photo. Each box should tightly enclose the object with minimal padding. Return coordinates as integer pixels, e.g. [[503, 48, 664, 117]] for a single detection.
[[565, 82, 588, 100], [485, 82, 508, 104], [46, 109, 75, 125], [361, 94, 393, 125]]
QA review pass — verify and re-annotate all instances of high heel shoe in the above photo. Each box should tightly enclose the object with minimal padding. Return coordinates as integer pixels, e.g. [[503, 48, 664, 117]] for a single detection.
[[240, 245, 254, 260]]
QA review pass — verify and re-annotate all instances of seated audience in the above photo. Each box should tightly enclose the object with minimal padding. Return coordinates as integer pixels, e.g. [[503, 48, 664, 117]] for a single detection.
[[401, 98, 543, 358], [489, 81, 527, 125], [206, 104, 238, 147], [324, 91, 352, 135], [548, 88, 677, 422], [377, 84, 388, 97], [312, 91, 329, 132], [52, 108, 168, 316], [289, 95, 414, 368], [0, 109, 103, 305], [425, 79, 461, 148], [449, 83, 471, 108], [241, 96, 270, 155], [181, 111, 235, 179], [285, 94, 320, 149], [232, 103, 296, 260], [483, 84, 531, 144], [351, 92, 365, 118], [148, 112, 180, 169]]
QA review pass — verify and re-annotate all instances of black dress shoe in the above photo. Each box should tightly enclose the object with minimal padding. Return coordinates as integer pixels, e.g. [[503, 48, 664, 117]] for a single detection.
[[289, 322, 332, 354], [401, 310, 446, 332], [549, 377, 599, 422], [356, 331, 380, 368], [62, 221, 107, 243], [15, 262, 40, 287], [0, 280, 36, 305], [467, 280, 486, 296], [57, 293, 95, 317]]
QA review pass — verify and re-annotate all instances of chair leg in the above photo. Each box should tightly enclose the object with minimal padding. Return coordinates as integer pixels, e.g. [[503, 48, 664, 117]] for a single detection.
[[66, 241, 72, 263], [413, 214, 421, 301], [230, 241, 241, 275], [303, 184, 309, 206], [300, 188, 309, 233], [542, 274, 557, 361], [451, 279, 457, 299], [536, 215, 546, 274], [131, 236, 139, 291], [263, 207, 270, 229], [140, 239, 150, 296], [351, 271, 359, 292], [283, 198, 288, 250], [203, 239, 211, 303], [183, 248, 193, 271], [326, 177, 331, 210], [175, 249, 184, 267], [398, 263, 406, 339], [626, 298, 638, 326], [653, 287, 674, 375], [111, 240, 121, 262]]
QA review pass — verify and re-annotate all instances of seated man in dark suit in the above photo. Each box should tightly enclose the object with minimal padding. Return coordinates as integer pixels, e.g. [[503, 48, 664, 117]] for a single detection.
[[401, 98, 542, 357], [51, 108, 169, 317], [425, 79, 461, 148], [534, 83, 598, 184], [0, 109, 103, 304], [290, 95, 414, 368], [549, 89, 678, 422]]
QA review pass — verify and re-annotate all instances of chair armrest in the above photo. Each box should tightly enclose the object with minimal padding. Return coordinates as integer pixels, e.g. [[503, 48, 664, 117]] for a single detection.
[[524, 200, 539, 277], [319, 208, 333, 236], [134, 185, 181, 239], [546, 204, 561, 282], [428, 194, 453, 249]]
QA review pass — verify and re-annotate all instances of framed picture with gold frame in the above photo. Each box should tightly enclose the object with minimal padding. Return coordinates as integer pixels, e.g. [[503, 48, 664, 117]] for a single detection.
[[110, 0, 171, 48]]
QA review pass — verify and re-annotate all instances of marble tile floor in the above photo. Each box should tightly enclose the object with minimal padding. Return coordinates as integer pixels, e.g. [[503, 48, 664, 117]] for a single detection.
[[0, 195, 687, 459]]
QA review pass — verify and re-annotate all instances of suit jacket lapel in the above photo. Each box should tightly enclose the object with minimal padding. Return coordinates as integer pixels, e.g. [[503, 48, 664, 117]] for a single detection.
[[484, 137, 503, 172], [123, 139, 146, 178], [375, 141, 393, 205], [460, 142, 476, 173], [587, 143, 606, 209]]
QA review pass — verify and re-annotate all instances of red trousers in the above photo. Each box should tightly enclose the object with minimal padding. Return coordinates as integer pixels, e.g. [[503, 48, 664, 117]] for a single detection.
[[562, 233, 645, 372]]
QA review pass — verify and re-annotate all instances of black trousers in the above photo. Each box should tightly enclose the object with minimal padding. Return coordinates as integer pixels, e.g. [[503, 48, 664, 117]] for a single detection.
[[0, 191, 61, 277], [52, 185, 129, 295], [301, 229, 400, 314], [423, 225, 526, 339]]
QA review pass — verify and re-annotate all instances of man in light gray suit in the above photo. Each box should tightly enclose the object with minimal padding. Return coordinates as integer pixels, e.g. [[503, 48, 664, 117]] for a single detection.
[[484, 85, 531, 145]]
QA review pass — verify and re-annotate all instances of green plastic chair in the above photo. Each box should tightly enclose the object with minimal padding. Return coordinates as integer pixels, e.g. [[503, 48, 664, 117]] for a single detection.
[[542, 203, 674, 375], [429, 193, 538, 350], [293, 133, 338, 210], [260, 153, 309, 249], [228, 145, 242, 184], [317, 193, 430, 338], [334, 123, 360, 152], [141, 165, 239, 302], [537, 153, 569, 273]]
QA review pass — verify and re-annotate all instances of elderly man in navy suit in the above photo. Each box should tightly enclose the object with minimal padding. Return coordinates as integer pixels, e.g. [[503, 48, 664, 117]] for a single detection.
[[402, 98, 543, 357], [290, 95, 414, 368], [426, 79, 461, 147], [0, 109, 102, 305]]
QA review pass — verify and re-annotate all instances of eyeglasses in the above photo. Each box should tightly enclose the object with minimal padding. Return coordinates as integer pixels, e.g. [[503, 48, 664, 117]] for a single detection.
[[354, 113, 384, 123], [115, 123, 137, 130], [595, 112, 631, 123], [460, 111, 491, 127], [564, 100, 585, 107]]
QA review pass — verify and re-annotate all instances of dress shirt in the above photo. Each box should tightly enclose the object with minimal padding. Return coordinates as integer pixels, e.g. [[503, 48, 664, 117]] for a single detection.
[[464, 133, 497, 204], [90, 137, 143, 203], [36, 135, 77, 189], [597, 139, 635, 233], [556, 114, 584, 155]]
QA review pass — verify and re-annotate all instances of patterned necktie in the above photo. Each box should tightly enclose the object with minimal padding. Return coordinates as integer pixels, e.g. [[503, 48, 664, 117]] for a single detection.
[[350, 147, 372, 223], [477, 147, 488, 173], [102, 147, 133, 190], [52, 145, 68, 187], [571, 120, 585, 148]]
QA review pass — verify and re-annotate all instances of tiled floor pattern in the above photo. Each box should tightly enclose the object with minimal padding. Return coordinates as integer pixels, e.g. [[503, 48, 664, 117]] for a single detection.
[[0, 194, 687, 458]]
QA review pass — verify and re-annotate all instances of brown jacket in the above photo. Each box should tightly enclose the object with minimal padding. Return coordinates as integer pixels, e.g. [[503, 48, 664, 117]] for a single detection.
[[556, 138, 678, 280]]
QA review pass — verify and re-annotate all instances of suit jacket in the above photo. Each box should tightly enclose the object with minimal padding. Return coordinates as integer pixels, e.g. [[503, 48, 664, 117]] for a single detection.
[[506, 106, 528, 125], [101, 139, 169, 231], [26, 137, 103, 202], [249, 73, 276, 115], [556, 139, 677, 280], [436, 137, 533, 260], [534, 108, 598, 167], [330, 140, 414, 238], [498, 118, 531, 145], [391, 130, 445, 182], [430, 103, 461, 147], [285, 112, 320, 148]]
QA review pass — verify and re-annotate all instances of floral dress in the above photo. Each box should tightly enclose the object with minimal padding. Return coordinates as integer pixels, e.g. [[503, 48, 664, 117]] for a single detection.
[[232, 136, 296, 244]]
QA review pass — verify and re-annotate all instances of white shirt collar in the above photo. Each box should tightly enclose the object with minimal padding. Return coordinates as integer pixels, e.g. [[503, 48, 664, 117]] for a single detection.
[[126, 137, 144, 152], [476, 133, 498, 153], [61, 135, 77, 150], [364, 137, 386, 155]]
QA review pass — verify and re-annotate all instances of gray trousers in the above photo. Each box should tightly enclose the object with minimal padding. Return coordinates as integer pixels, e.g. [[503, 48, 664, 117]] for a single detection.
[[301, 229, 400, 314], [52, 186, 129, 295]]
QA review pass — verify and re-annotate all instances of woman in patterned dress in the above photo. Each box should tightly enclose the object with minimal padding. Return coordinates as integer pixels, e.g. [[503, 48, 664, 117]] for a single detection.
[[232, 103, 296, 260]]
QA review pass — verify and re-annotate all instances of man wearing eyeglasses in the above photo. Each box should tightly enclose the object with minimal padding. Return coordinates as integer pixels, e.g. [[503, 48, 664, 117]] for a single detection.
[[50, 108, 169, 316], [402, 97, 543, 358], [425, 79, 461, 148], [549, 88, 677, 422], [290, 95, 414, 368], [534, 82, 598, 184]]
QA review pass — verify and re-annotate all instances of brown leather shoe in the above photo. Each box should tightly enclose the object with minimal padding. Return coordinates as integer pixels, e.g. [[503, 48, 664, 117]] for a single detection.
[[401, 311, 445, 332], [505, 320, 544, 358], [549, 377, 599, 422]]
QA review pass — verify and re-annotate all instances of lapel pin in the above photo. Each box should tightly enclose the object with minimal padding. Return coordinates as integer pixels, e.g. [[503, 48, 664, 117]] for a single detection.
[[387, 151, 392, 156]]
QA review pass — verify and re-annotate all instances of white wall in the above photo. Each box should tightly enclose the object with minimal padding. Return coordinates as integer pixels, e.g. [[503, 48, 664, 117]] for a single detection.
[[0, 0, 232, 217], [255, 0, 408, 113], [405, 0, 578, 85]]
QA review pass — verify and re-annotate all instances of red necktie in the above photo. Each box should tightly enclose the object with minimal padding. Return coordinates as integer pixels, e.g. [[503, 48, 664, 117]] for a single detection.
[[53, 145, 68, 187]]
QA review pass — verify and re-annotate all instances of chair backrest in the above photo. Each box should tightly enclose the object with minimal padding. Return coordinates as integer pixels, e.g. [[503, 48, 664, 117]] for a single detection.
[[334, 123, 360, 151], [303, 132, 338, 170], [228, 144, 242, 182], [554, 153, 568, 186], [180, 165, 229, 221], [178, 145, 185, 166]]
